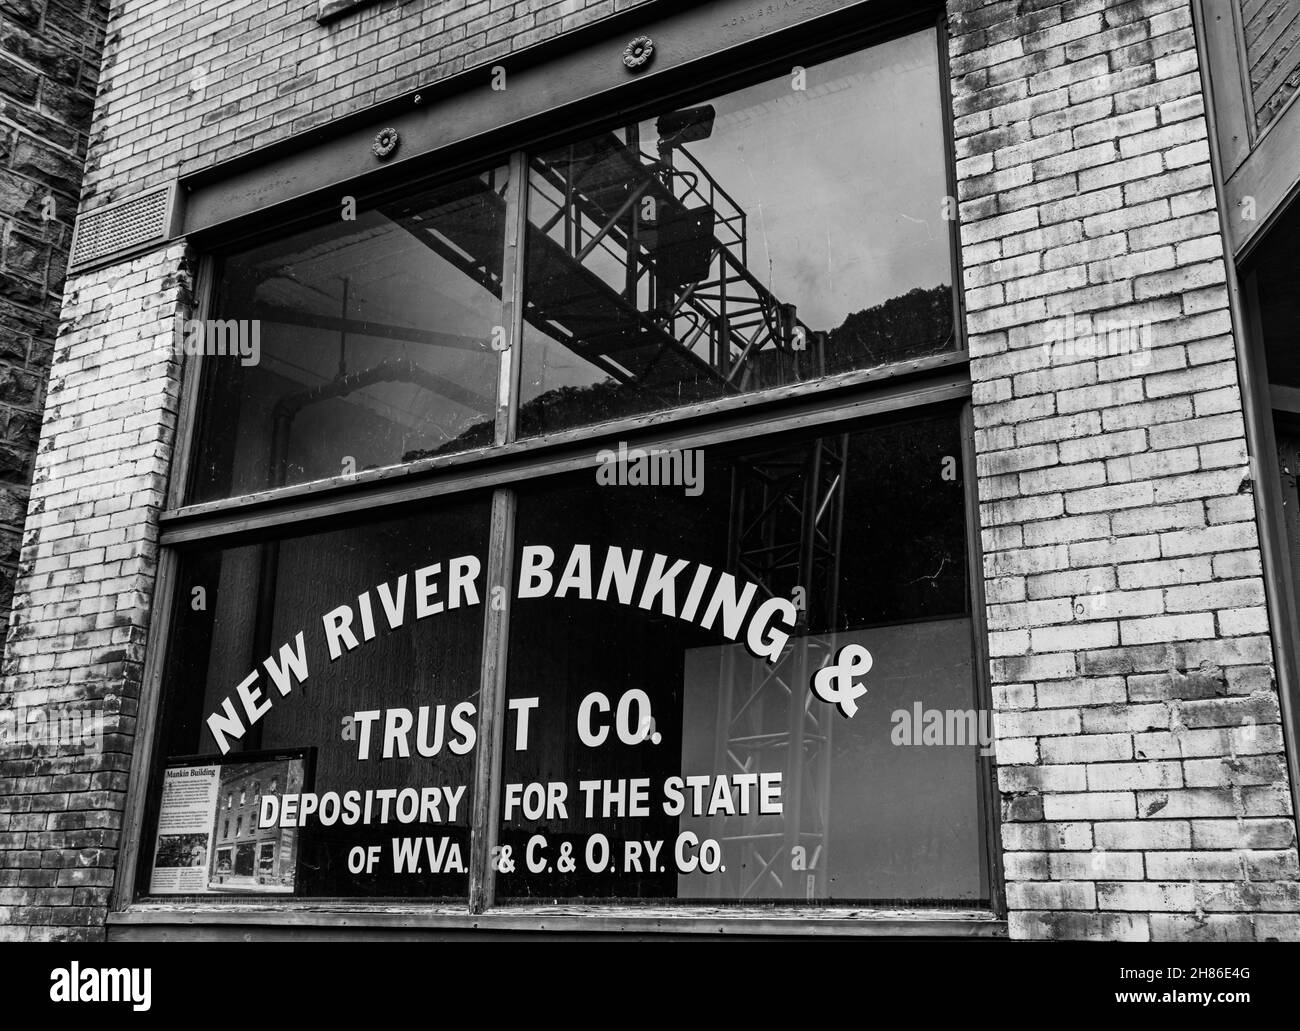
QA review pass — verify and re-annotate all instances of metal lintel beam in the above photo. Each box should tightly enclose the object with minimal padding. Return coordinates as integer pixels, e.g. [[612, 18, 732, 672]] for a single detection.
[[179, 0, 924, 242]]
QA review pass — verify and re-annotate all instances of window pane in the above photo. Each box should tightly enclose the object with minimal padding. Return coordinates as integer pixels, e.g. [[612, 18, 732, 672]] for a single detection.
[[496, 414, 986, 903], [188, 166, 509, 503], [145, 495, 491, 898], [519, 29, 954, 437]]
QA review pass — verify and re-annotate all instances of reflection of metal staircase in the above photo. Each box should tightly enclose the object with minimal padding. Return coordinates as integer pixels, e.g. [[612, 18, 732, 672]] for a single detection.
[[707, 434, 849, 900], [382, 118, 825, 401], [526, 121, 826, 393]]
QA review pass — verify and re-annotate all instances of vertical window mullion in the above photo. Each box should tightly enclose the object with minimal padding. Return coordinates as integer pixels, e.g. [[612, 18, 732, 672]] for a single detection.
[[497, 150, 530, 446], [169, 255, 217, 510], [467, 485, 518, 913], [470, 149, 529, 911]]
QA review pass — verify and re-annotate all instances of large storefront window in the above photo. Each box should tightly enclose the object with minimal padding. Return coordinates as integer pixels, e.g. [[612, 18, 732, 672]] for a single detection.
[[148, 499, 490, 897], [143, 411, 986, 904], [498, 417, 984, 903], [136, 19, 991, 920]]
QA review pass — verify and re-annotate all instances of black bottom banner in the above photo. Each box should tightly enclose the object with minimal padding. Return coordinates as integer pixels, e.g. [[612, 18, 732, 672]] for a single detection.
[[0, 937, 1291, 1019]]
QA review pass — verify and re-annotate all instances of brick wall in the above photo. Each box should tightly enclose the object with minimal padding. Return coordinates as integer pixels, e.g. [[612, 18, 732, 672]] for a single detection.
[[952, 0, 1299, 940], [4, 0, 1299, 942], [0, 0, 105, 627], [0, 243, 190, 939]]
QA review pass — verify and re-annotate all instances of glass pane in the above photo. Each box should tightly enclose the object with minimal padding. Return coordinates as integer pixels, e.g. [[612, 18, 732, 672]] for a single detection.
[[496, 414, 986, 903], [188, 166, 509, 503], [519, 29, 954, 437], [145, 495, 491, 898]]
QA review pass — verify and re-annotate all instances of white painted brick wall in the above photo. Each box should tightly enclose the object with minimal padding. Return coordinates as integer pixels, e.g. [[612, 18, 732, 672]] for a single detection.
[[952, 0, 1300, 942]]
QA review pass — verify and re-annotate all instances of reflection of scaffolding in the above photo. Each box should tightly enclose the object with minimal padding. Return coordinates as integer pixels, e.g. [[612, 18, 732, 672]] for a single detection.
[[708, 434, 849, 900], [240, 114, 837, 433], [524, 118, 824, 393], [380, 114, 824, 400]]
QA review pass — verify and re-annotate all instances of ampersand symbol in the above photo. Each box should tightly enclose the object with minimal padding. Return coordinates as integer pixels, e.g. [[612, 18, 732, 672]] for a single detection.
[[557, 842, 576, 873], [810, 644, 873, 719], [496, 844, 515, 873]]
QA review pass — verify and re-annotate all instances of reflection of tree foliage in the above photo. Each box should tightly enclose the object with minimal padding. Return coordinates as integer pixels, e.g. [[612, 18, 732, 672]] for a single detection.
[[403, 379, 720, 462], [515, 379, 722, 438], [825, 284, 954, 373], [743, 284, 954, 390], [405, 283, 953, 461]]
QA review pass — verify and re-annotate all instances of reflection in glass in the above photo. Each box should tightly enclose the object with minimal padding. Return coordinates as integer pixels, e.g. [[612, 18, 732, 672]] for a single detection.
[[189, 167, 509, 503], [519, 29, 955, 436], [498, 415, 986, 903]]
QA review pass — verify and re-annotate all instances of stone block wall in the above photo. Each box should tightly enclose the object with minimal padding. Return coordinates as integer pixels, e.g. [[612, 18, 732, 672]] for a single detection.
[[0, 0, 105, 625]]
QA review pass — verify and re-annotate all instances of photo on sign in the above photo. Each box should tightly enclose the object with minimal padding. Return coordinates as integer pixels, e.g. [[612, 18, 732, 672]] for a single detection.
[[209, 756, 306, 893], [153, 833, 209, 869]]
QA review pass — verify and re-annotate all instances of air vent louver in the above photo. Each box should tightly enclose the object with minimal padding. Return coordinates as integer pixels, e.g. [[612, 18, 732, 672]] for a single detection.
[[69, 183, 181, 272]]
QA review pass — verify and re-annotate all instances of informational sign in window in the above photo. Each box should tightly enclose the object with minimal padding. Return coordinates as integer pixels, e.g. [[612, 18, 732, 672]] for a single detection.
[[149, 751, 309, 895]]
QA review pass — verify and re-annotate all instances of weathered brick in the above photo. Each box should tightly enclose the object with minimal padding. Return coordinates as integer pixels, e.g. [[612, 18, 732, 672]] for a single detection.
[[1097, 881, 1196, 911], [4, 0, 1288, 949], [1011, 910, 1151, 941], [1094, 820, 1191, 850], [1042, 791, 1137, 820], [1007, 880, 1098, 910]]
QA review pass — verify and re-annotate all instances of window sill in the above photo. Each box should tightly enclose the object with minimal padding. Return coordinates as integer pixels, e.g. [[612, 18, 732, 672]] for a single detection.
[[107, 902, 1005, 940]]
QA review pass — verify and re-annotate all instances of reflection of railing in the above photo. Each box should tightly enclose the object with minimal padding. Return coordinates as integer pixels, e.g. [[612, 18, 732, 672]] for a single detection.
[[662, 143, 747, 265], [372, 134, 831, 402], [525, 127, 824, 396]]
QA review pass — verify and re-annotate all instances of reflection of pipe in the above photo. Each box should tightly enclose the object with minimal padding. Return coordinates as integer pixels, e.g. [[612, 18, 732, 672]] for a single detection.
[[275, 355, 493, 422], [338, 278, 349, 378], [779, 303, 798, 349], [267, 354, 493, 492], [246, 529, 280, 755], [251, 304, 489, 353]]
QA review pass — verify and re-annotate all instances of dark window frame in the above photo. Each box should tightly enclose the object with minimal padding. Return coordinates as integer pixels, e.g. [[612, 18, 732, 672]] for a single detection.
[[112, 10, 1005, 937]]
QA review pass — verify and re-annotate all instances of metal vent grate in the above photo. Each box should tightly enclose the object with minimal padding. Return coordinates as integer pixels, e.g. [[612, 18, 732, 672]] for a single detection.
[[70, 183, 181, 271]]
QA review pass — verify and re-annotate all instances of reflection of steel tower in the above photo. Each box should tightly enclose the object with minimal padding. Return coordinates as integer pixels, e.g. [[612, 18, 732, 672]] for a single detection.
[[521, 110, 827, 392], [365, 110, 826, 397], [708, 433, 849, 900]]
